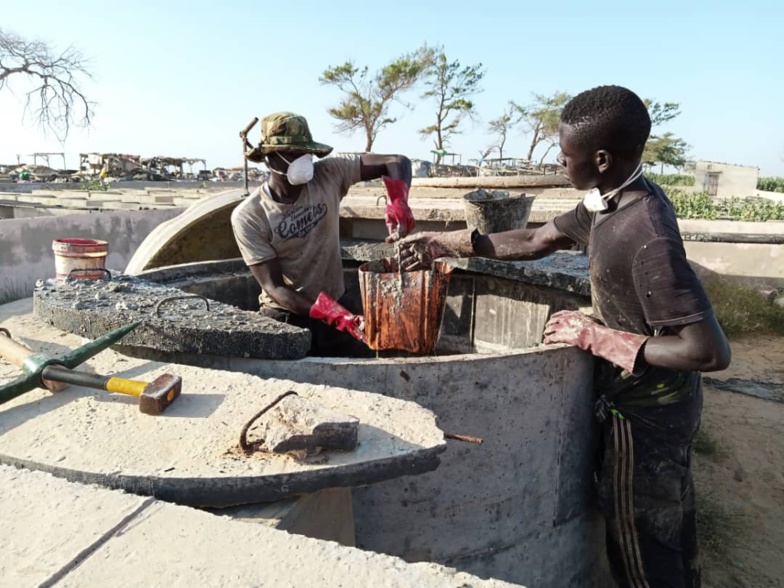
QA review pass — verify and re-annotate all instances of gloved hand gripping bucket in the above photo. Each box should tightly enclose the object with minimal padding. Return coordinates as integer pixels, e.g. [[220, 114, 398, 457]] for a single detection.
[[358, 258, 453, 354]]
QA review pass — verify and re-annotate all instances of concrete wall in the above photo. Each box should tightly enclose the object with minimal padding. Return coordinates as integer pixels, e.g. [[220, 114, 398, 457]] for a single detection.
[[0, 180, 250, 193], [756, 190, 784, 203], [679, 219, 784, 286], [130, 344, 609, 588], [694, 161, 759, 198], [346, 348, 608, 588], [0, 209, 182, 296]]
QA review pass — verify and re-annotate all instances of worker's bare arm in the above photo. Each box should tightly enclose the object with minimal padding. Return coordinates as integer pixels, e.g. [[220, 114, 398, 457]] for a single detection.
[[399, 219, 574, 270], [641, 314, 731, 372], [473, 219, 575, 261], [249, 258, 314, 316], [359, 154, 412, 185]]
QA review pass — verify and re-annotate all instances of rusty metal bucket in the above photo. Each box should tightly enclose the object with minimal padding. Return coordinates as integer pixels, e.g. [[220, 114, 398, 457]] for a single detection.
[[358, 258, 453, 354]]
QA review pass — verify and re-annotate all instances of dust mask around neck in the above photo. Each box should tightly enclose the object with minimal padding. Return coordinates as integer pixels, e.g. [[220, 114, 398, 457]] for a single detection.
[[270, 153, 314, 185], [583, 163, 643, 213]]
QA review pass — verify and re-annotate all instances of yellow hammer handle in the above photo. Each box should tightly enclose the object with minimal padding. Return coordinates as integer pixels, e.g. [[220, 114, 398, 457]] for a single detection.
[[105, 377, 147, 397]]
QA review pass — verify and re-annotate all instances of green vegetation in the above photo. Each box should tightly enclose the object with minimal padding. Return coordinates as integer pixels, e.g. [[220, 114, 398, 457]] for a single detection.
[[80, 178, 109, 192], [666, 189, 784, 222], [512, 91, 572, 163], [757, 176, 784, 193], [646, 173, 695, 186], [667, 190, 718, 219], [694, 428, 723, 457], [703, 277, 784, 338], [643, 132, 690, 174], [320, 45, 434, 152], [0, 282, 29, 305], [419, 50, 485, 164]]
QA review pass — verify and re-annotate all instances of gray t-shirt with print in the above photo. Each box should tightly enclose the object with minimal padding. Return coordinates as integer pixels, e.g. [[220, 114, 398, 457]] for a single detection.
[[231, 155, 361, 310]]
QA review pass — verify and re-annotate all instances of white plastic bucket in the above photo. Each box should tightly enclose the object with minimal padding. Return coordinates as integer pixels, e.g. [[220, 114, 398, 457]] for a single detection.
[[52, 238, 108, 281]]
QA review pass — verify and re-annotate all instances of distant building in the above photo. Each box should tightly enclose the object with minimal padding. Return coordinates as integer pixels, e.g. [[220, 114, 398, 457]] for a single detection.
[[693, 161, 758, 198]]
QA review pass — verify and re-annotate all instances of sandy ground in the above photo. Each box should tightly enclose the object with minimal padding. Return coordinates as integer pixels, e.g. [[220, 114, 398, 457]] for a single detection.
[[697, 335, 784, 588]]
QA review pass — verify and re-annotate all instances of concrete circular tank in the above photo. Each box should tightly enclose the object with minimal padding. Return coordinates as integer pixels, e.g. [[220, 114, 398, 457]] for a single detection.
[[114, 254, 611, 587], [30, 171, 607, 587]]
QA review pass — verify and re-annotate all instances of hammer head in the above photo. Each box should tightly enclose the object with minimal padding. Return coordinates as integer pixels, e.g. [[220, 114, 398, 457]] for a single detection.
[[139, 374, 182, 415]]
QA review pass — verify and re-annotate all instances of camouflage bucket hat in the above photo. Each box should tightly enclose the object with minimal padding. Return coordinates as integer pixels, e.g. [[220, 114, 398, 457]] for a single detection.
[[257, 112, 333, 158]]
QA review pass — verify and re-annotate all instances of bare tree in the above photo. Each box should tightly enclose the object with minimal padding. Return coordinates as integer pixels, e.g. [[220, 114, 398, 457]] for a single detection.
[[0, 28, 93, 141]]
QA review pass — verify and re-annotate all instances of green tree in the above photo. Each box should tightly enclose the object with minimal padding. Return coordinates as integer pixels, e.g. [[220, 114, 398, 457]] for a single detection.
[[486, 102, 522, 161], [643, 132, 690, 174], [513, 91, 571, 164], [643, 99, 681, 126], [641, 99, 689, 173], [0, 28, 93, 140], [419, 50, 485, 164], [320, 45, 433, 152]]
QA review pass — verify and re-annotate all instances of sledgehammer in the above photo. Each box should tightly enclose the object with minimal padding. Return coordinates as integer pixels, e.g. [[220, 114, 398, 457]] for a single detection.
[[0, 324, 181, 415]]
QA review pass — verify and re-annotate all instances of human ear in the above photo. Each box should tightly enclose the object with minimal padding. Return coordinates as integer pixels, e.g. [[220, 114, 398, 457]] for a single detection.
[[595, 150, 612, 173]]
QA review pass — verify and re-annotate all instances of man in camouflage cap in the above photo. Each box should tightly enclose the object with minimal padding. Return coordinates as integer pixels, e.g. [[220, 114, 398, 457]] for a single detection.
[[244, 112, 334, 162], [232, 112, 415, 356]]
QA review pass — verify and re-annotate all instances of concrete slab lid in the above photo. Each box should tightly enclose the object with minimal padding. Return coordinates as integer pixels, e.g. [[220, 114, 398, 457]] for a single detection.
[[0, 466, 522, 588], [0, 303, 446, 507], [125, 187, 245, 274], [32, 272, 312, 360]]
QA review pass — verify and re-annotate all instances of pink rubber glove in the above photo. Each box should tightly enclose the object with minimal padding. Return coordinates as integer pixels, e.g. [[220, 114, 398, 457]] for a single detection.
[[542, 310, 648, 374], [309, 292, 367, 343], [382, 176, 415, 243]]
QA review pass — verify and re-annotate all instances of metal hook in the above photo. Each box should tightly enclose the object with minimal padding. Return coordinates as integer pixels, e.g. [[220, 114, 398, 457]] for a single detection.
[[66, 268, 112, 281], [239, 390, 299, 453]]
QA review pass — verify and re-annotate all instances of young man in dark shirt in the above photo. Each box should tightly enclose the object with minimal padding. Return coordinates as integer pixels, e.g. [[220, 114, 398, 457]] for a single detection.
[[399, 85, 731, 588]]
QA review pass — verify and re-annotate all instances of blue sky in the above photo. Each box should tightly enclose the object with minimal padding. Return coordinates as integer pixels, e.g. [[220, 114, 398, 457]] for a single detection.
[[1, 1, 782, 176]]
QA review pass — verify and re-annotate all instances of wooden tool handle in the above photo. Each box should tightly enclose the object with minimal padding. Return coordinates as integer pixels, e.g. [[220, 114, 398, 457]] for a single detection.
[[0, 331, 34, 368], [240, 117, 259, 138]]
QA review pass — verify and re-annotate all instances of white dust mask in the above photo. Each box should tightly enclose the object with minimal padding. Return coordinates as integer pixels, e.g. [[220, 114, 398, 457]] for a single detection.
[[583, 163, 643, 213], [271, 153, 314, 185]]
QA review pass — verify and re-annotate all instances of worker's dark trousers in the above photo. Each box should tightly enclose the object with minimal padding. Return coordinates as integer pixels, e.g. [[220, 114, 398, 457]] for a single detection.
[[259, 295, 372, 358], [595, 382, 703, 588]]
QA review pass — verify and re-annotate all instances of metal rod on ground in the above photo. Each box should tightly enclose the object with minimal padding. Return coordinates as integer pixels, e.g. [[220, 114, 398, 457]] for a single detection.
[[445, 433, 483, 444]]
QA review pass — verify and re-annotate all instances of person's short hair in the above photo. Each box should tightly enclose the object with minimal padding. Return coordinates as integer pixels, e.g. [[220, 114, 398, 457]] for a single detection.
[[561, 85, 651, 160]]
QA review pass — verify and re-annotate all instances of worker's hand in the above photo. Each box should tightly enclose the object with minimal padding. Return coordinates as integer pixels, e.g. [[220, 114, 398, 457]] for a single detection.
[[399, 228, 476, 271], [542, 310, 600, 349], [309, 292, 367, 343], [543, 310, 648, 374], [382, 176, 415, 243]]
